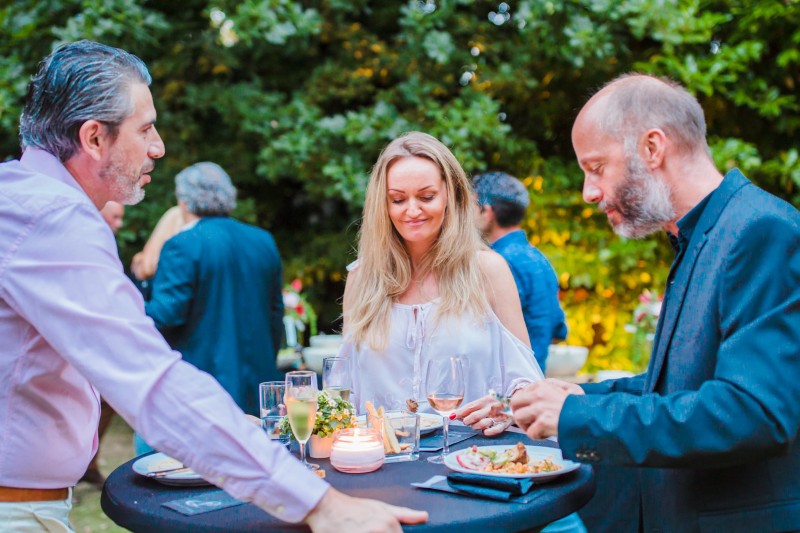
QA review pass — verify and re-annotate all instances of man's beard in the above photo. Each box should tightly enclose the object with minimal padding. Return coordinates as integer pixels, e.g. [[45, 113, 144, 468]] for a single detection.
[[101, 154, 147, 206], [601, 152, 675, 239]]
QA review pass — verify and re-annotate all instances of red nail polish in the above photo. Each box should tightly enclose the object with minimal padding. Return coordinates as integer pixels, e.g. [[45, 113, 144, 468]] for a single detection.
[[449, 413, 457, 420]]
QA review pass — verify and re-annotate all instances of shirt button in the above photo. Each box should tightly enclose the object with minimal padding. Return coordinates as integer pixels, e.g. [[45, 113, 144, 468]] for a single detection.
[[275, 505, 285, 514]]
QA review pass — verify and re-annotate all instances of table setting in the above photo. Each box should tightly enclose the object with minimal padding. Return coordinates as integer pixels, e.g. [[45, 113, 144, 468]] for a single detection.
[[102, 362, 595, 532]]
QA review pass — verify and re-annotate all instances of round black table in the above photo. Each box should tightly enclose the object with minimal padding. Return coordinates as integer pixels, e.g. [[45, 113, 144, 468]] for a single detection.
[[102, 433, 594, 532]]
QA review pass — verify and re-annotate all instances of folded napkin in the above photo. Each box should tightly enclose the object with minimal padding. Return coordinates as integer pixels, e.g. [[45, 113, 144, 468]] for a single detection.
[[163, 490, 246, 516], [447, 472, 534, 500], [411, 474, 541, 504]]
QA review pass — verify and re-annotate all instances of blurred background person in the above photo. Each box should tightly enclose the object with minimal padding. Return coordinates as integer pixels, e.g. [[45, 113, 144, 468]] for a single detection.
[[145, 162, 285, 415], [473, 172, 567, 373], [340, 132, 543, 436], [129, 204, 184, 299]]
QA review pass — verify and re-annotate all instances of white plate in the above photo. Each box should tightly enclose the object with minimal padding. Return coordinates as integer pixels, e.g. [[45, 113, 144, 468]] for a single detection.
[[444, 445, 580, 483], [132, 452, 211, 487], [356, 412, 443, 435]]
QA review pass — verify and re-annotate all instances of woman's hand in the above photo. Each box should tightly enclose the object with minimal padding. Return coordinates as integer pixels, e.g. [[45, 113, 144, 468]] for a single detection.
[[453, 395, 512, 436]]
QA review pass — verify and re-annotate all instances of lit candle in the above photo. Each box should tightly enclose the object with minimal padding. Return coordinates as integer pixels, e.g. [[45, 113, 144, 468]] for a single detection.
[[330, 428, 385, 473]]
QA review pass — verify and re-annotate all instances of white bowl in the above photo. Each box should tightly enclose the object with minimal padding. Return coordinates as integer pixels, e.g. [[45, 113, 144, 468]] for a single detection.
[[596, 370, 635, 381], [545, 345, 589, 377], [302, 346, 341, 374], [309, 334, 344, 348]]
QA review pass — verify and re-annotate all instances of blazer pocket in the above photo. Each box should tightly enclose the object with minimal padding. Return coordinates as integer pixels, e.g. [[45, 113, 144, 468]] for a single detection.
[[699, 500, 800, 533]]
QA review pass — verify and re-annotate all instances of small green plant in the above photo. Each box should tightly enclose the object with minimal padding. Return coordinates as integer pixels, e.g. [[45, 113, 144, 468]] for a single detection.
[[280, 391, 357, 440]]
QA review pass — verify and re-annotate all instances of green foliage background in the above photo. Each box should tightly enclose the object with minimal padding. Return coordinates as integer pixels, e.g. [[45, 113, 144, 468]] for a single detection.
[[2, 0, 799, 372]]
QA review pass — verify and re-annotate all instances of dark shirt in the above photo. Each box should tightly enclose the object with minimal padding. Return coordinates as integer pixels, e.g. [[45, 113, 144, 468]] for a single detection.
[[491, 230, 568, 371], [655, 192, 714, 350]]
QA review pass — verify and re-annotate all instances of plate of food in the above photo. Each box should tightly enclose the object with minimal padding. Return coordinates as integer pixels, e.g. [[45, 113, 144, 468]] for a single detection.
[[356, 411, 442, 436], [444, 443, 580, 482], [132, 452, 212, 487]]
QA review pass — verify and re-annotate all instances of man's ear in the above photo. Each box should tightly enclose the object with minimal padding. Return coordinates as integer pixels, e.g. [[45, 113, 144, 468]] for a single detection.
[[641, 128, 667, 169], [77, 120, 111, 161]]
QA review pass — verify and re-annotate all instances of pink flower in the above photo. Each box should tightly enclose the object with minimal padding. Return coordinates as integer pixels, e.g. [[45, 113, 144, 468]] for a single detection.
[[291, 278, 303, 292]]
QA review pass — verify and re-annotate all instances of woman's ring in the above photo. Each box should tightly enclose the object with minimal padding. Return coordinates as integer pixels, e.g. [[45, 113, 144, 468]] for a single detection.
[[485, 417, 496, 428]]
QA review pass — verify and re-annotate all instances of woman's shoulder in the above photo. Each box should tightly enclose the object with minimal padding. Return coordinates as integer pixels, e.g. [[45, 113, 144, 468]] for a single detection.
[[477, 248, 510, 275]]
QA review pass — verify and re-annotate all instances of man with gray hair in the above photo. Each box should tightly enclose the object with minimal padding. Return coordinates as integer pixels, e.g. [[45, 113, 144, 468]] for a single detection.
[[145, 162, 283, 416], [0, 40, 426, 532], [473, 171, 567, 372]]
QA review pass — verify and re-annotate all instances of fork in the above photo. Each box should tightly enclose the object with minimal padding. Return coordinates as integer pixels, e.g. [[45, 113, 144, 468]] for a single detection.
[[146, 465, 193, 478]]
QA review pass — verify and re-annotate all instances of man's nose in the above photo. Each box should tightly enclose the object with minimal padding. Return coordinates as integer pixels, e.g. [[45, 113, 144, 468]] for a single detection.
[[149, 127, 166, 159], [582, 179, 602, 204]]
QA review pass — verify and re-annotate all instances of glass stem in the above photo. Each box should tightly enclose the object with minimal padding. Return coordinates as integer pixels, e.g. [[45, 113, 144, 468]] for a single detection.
[[299, 441, 307, 463], [441, 415, 450, 456]]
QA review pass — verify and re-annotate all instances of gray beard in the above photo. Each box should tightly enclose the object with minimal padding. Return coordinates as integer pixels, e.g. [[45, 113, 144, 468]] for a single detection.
[[100, 159, 145, 205], [603, 154, 675, 239]]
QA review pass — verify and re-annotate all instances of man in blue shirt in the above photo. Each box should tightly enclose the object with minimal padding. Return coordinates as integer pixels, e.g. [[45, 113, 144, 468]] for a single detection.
[[473, 172, 567, 372]]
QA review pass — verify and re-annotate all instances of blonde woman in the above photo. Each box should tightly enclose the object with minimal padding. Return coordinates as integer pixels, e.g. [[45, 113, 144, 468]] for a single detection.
[[340, 131, 544, 436]]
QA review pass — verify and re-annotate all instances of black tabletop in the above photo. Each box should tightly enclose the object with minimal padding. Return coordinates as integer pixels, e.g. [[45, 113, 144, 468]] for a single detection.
[[102, 433, 594, 533]]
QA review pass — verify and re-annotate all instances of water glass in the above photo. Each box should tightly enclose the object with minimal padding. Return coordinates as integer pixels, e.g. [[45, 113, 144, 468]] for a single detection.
[[367, 409, 420, 463], [259, 381, 290, 449]]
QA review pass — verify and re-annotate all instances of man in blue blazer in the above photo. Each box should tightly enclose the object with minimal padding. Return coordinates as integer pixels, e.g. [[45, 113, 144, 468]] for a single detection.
[[512, 74, 800, 532], [146, 162, 285, 415]]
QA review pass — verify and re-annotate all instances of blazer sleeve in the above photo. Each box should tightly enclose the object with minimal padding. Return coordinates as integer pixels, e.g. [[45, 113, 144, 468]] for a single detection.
[[560, 212, 800, 469], [270, 252, 284, 356], [145, 237, 197, 329], [580, 374, 646, 396]]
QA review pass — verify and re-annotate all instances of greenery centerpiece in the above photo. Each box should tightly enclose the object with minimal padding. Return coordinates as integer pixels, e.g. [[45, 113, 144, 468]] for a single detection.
[[280, 390, 357, 441]]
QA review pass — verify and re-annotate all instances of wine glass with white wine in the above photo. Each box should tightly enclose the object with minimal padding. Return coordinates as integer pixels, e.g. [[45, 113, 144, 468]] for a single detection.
[[425, 356, 465, 464], [322, 357, 351, 402], [284, 370, 319, 470]]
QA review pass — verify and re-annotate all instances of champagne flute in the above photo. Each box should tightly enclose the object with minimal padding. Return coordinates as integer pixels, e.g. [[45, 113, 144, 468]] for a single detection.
[[285, 370, 319, 470], [425, 356, 465, 464]]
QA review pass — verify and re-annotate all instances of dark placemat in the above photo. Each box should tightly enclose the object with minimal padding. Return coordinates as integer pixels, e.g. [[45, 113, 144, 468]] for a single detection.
[[419, 427, 479, 452]]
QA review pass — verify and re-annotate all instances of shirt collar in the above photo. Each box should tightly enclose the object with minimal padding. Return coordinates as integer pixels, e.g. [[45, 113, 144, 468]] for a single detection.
[[668, 188, 714, 252], [490, 229, 527, 249], [20, 147, 87, 196]]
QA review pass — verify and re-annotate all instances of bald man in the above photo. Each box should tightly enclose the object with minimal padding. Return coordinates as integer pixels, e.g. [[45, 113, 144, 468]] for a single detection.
[[511, 74, 800, 532]]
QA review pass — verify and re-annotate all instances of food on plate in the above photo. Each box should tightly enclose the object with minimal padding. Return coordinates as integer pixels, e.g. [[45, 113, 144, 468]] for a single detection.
[[146, 456, 184, 474], [420, 416, 439, 430], [455, 443, 563, 474], [406, 398, 419, 413]]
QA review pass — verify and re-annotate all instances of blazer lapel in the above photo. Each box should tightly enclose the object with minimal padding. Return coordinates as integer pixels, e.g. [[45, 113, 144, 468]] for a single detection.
[[645, 169, 751, 391]]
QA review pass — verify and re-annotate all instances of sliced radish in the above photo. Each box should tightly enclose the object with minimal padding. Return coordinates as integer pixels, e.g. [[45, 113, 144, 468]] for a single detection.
[[456, 452, 490, 470]]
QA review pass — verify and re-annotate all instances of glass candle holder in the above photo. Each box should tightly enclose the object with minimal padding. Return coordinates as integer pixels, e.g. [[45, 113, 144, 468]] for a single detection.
[[330, 428, 385, 474]]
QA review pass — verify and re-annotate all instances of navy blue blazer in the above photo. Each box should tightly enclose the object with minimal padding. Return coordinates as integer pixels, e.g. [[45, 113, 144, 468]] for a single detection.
[[145, 217, 284, 415], [561, 170, 800, 532]]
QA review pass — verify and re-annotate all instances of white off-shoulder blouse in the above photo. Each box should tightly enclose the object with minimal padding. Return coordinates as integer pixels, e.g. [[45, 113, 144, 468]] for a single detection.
[[338, 298, 544, 414]]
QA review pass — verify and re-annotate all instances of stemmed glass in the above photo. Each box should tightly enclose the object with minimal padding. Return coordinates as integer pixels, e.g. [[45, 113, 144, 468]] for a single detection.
[[284, 370, 319, 470], [425, 356, 465, 464], [322, 357, 351, 402]]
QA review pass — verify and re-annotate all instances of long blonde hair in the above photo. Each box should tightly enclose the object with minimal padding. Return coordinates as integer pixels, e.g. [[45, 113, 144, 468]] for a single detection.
[[345, 131, 488, 351]]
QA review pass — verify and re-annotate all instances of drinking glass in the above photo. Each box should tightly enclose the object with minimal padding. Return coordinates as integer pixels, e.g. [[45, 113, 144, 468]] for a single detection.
[[285, 370, 319, 470], [322, 357, 351, 402], [259, 381, 290, 449], [425, 356, 465, 464]]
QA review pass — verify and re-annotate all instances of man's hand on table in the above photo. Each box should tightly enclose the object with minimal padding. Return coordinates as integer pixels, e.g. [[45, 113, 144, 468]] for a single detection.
[[511, 379, 585, 440], [305, 488, 428, 533]]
